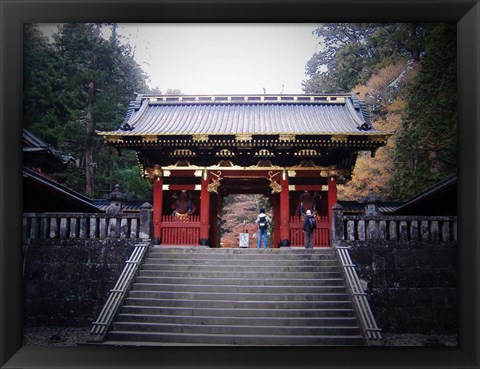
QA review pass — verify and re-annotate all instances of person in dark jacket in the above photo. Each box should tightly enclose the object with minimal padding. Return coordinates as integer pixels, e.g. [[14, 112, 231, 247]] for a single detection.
[[255, 208, 271, 249], [303, 209, 315, 249]]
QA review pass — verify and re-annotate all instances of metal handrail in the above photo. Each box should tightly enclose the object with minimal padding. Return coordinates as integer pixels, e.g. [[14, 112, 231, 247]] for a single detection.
[[89, 240, 150, 342], [334, 245, 382, 341]]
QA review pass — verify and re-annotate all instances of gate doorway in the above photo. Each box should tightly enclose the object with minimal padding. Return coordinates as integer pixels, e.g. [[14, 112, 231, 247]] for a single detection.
[[218, 194, 272, 248], [149, 167, 336, 248]]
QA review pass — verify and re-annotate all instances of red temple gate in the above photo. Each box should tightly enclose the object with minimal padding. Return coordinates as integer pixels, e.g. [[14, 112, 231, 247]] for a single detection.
[[146, 167, 338, 248], [98, 94, 389, 248]]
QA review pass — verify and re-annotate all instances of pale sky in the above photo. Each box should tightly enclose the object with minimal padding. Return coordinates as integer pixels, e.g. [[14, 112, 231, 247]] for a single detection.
[[40, 23, 320, 95]]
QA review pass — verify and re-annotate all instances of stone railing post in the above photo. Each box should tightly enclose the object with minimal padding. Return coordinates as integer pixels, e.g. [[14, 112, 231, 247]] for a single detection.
[[331, 203, 344, 246], [139, 202, 153, 240]]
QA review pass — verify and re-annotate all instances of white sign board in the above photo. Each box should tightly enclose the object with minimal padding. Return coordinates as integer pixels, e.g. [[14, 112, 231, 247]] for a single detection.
[[239, 233, 249, 248]]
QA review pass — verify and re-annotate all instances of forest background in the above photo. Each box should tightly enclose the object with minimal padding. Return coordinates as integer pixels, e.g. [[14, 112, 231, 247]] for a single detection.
[[24, 23, 457, 202]]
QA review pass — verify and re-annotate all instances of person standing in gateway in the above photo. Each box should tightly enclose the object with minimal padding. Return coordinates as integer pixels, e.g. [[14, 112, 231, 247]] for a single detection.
[[303, 209, 316, 249], [256, 208, 271, 249]]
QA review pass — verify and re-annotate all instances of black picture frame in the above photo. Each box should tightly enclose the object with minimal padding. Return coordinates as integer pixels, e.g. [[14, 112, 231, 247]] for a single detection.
[[1, 0, 479, 368]]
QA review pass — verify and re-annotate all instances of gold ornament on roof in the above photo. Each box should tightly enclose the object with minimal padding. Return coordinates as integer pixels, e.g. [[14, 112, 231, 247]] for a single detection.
[[279, 134, 296, 142], [331, 135, 349, 142], [142, 135, 158, 143], [235, 134, 252, 142]]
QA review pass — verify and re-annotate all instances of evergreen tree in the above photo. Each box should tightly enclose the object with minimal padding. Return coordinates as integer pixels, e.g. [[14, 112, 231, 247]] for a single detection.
[[24, 23, 152, 199], [390, 24, 457, 198], [304, 23, 456, 201], [24, 24, 70, 146], [303, 23, 426, 93]]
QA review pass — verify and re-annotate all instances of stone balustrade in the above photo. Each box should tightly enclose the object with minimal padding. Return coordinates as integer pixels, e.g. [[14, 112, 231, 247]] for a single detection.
[[332, 204, 457, 243], [23, 203, 152, 240]]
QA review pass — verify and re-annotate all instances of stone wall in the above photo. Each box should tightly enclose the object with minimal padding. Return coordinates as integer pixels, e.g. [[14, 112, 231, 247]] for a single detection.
[[23, 238, 137, 327], [344, 240, 457, 334], [331, 204, 458, 335]]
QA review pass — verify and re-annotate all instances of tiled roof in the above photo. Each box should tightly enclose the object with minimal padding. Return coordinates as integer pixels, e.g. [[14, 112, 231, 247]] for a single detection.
[[338, 200, 404, 214], [92, 199, 150, 213], [98, 94, 385, 137], [23, 128, 75, 164], [393, 174, 457, 215], [23, 166, 101, 212]]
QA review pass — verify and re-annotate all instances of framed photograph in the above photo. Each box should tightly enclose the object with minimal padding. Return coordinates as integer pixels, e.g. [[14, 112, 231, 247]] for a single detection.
[[1, 0, 479, 368]]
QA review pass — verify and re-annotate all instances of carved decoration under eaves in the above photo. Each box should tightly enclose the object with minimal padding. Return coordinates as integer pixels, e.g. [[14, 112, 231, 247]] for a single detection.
[[193, 134, 209, 142], [319, 166, 350, 182], [144, 165, 163, 182], [295, 149, 319, 157], [267, 171, 282, 194], [216, 160, 235, 167], [255, 160, 277, 168], [299, 160, 316, 167], [170, 149, 196, 157], [235, 134, 252, 142], [105, 136, 124, 143], [142, 135, 158, 143], [368, 135, 388, 142], [279, 134, 296, 142], [216, 149, 235, 157], [207, 171, 223, 193], [255, 149, 274, 157], [331, 135, 349, 142], [173, 160, 192, 167]]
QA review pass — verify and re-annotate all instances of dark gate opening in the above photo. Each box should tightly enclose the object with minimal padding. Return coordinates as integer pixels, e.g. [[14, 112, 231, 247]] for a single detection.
[[218, 194, 272, 248]]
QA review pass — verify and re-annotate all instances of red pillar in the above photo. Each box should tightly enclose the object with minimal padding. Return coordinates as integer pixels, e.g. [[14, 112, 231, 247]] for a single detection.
[[153, 177, 163, 244], [273, 194, 280, 248], [328, 176, 337, 224], [279, 172, 290, 247], [199, 171, 211, 246]]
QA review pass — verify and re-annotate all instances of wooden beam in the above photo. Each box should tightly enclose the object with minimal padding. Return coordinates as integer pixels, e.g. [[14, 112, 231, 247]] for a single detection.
[[163, 184, 199, 191]]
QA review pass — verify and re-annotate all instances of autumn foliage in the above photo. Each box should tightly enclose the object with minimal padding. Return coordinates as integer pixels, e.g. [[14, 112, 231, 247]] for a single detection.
[[338, 61, 418, 200]]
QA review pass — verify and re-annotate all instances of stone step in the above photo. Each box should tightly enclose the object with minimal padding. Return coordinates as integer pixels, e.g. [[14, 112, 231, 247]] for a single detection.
[[127, 290, 350, 302], [99, 246, 365, 346], [141, 263, 340, 273], [119, 305, 357, 318], [148, 248, 335, 260], [115, 313, 360, 327], [123, 297, 352, 310], [137, 270, 342, 279], [110, 321, 362, 336], [150, 246, 334, 254], [143, 258, 339, 267], [146, 253, 336, 261], [134, 276, 346, 286], [105, 331, 365, 345], [130, 283, 348, 294]]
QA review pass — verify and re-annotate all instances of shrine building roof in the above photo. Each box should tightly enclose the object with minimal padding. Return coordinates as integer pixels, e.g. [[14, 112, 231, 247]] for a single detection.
[[97, 94, 386, 138]]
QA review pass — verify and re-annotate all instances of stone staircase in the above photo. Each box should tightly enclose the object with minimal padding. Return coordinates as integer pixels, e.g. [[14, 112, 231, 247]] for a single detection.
[[101, 247, 365, 346]]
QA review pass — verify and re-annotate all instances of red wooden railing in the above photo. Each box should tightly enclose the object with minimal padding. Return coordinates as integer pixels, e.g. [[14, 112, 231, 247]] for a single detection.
[[289, 215, 330, 247], [160, 215, 201, 245]]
